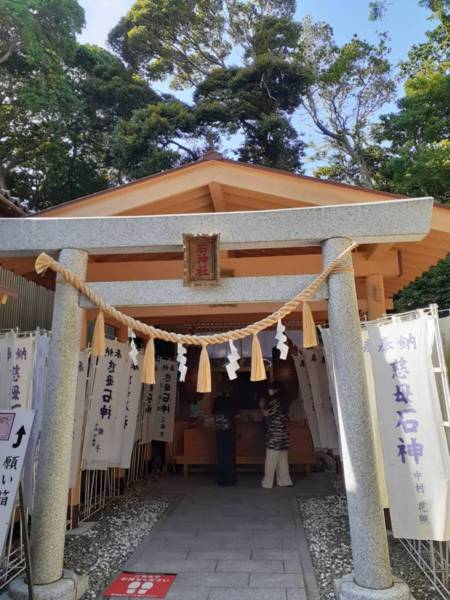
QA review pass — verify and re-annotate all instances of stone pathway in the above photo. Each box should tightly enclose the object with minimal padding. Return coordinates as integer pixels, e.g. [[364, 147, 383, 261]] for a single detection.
[[123, 472, 332, 600]]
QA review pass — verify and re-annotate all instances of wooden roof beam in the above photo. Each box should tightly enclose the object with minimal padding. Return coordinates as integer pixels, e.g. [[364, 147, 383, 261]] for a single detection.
[[208, 182, 227, 212], [366, 243, 393, 261], [86, 250, 401, 282]]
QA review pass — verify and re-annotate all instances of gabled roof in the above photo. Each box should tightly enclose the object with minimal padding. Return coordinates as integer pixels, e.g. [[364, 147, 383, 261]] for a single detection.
[[34, 153, 401, 218], [0, 192, 26, 218]]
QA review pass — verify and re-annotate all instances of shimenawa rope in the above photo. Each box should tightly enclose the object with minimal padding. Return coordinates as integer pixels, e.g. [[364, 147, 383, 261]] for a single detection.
[[34, 241, 356, 347]]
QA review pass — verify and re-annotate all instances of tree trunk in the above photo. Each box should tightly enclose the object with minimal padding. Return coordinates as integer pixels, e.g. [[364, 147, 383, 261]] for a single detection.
[[342, 136, 375, 189]]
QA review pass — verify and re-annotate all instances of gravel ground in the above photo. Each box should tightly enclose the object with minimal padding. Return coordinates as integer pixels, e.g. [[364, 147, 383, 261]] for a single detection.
[[64, 481, 169, 599], [298, 495, 442, 600]]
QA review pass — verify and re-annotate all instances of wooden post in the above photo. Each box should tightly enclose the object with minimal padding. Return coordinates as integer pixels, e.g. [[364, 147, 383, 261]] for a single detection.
[[365, 274, 386, 320]]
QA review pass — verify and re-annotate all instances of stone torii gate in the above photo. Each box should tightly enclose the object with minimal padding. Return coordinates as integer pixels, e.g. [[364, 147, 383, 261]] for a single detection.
[[0, 197, 433, 600]]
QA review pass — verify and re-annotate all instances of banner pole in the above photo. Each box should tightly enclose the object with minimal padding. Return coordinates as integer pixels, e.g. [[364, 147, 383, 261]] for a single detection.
[[18, 482, 34, 600]]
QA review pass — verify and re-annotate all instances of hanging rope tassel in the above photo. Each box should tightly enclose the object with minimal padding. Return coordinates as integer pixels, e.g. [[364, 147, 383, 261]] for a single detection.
[[35, 253, 55, 275], [197, 344, 212, 393], [91, 311, 106, 356], [142, 337, 156, 385], [251, 334, 266, 381], [302, 302, 318, 348]]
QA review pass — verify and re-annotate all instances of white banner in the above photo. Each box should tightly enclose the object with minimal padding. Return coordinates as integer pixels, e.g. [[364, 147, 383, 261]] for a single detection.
[[320, 330, 342, 456], [82, 341, 129, 469], [361, 329, 390, 509], [439, 315, 450, 374], [23, 334, 50, 509], [0, 334, 13, 410], [140, 381, 158, 445], [70, 351, 90, 487], [292, 353, 321, 449], [152, 360, 177, 443], [302, 348, 339, 452], [0, 410, 35, 554], [367, 315, 450, 540], [322, 327, 388, 506], [119, 354, 143, 469], [9, 336, 35, 410]]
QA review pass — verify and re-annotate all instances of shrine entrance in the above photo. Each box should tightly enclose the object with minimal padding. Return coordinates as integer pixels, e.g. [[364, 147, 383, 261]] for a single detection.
[[0, 154, 444, 600]]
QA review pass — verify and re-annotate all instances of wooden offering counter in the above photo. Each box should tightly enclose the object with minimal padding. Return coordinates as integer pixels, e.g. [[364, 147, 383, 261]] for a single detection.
[[173, 419, 316, 477]]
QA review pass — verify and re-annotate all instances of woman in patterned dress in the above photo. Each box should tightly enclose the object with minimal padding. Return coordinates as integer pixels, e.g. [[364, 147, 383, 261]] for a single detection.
[[261, 380, 293, 488]]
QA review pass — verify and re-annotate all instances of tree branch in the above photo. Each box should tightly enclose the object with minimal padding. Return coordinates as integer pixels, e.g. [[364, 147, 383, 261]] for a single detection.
[[0, 44, 13, 65]]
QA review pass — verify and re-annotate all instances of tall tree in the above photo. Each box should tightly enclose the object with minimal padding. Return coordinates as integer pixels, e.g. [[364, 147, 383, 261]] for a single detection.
[[299, 19, 396, 188], [108, 0, 298, 88], [195, 15, 308, 171], [374, 69, 449, 201], [108, 0, 230, 88], [373, 0, 449, 202], [388, 1, 450, 309], [109, 1, 397, 182], [0, 0, 85, 194], [369, 0, 449, 25], [0, 34, 157, 209], [0, 0, 84, 66]]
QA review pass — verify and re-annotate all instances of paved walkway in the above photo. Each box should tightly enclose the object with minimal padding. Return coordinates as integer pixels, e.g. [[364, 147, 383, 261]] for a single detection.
[[124, 472, 332, 600]]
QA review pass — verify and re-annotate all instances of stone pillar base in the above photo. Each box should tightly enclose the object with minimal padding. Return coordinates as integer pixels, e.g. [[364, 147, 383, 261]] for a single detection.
[[8, 570, 88, 600], [335, 574, 414, 600]]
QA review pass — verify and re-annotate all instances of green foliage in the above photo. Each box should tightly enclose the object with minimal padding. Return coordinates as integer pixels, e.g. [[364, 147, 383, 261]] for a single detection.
[[0, 0, 87, 208], [227, 0, 296, 56], [368, 1, 391, 21], [108, 0, 299, 88], [376, 1, 450, 308], [369, 0, 449, 23], [237, 114, 304, 170], [394, 254, 450, 311], [108, 0, 230, 88], [110, 101, 206, 180], [374, 70, 450, 201], [0, 0, 84, 67], [0, 0, 84, 118], [248, 16, 301, 61], [195, 21, 309, 172], [0, 24, 159, 209], [374, 20, 450, 201]]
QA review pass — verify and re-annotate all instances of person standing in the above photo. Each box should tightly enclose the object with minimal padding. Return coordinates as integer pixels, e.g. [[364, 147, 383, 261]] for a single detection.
[[261, 380, 293, 488], [212, 384, 239, 486]]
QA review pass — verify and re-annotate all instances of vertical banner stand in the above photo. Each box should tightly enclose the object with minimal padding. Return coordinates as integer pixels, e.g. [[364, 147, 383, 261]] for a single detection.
[[18, 482, 34, 600]]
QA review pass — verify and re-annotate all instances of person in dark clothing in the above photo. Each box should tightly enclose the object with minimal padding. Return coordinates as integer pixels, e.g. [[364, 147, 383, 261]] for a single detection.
[[212, 384, 239, 486], [149, 441, 165, 481], [261, 380, 293, 488]]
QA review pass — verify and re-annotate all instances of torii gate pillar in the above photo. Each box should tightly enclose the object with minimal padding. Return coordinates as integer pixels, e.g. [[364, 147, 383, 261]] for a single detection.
[[323, 237, 411, 600], [9, 249, 89, 600]]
